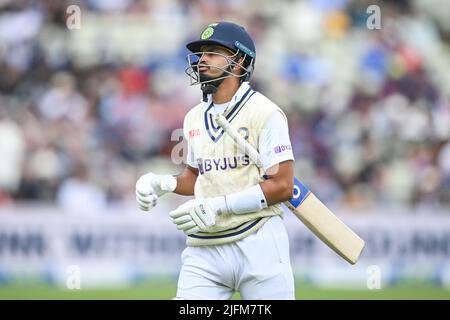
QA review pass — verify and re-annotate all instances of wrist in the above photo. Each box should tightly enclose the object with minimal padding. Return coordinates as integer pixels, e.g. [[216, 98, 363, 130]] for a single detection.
[[208, 196, 229, 216], [224, 184, 268, 215]]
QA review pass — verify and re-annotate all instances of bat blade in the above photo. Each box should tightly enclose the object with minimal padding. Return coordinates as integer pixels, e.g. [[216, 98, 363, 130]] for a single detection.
[[286, 178, 365, 264]]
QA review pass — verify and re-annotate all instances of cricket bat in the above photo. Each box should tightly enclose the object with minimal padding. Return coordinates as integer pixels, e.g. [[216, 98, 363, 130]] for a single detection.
[[215, 113, 365, 265]]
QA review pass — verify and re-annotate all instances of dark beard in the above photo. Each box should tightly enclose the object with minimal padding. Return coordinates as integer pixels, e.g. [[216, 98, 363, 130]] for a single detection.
[[199, 70, 228, 95]]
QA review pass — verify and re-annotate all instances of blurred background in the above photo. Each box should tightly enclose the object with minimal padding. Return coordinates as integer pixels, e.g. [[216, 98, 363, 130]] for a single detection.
[[0, 0, 450, 299]]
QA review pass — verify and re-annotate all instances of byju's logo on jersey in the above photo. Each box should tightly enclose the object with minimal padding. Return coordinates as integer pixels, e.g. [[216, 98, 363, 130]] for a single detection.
[[196, 155, 250, 175]]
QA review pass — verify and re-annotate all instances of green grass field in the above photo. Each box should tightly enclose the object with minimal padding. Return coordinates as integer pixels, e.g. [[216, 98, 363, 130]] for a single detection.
[[1, 280, 449, 300]]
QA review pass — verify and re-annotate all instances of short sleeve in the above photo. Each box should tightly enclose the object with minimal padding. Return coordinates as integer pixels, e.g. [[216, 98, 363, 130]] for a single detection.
[[183, 114, 198, 168], [186, 139, 198, 168], [258, 110, 294, 171]]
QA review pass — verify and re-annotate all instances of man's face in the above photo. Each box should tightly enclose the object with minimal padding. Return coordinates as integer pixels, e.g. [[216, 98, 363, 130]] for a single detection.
[[197, 45, 236, 78]]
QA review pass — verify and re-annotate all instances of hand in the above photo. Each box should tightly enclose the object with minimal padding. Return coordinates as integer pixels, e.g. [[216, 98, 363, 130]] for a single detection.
[[169, 197, 228, 235], [136, 172, 177, 212]]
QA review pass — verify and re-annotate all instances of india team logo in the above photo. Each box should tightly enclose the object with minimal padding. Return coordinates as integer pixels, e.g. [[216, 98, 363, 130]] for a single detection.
[[201, 27, 214, 39], [237, 127, 249, 140]]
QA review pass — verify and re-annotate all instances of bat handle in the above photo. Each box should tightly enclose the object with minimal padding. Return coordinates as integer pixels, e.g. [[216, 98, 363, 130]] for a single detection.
[[215, 113, 263, 167]]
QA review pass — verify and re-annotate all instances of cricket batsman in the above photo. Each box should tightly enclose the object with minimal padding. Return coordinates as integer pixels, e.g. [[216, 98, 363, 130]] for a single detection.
[[136, 21, 296, 299]]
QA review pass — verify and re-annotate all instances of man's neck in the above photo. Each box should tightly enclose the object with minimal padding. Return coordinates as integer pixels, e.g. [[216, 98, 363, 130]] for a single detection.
[[212, 78, 240, 104]]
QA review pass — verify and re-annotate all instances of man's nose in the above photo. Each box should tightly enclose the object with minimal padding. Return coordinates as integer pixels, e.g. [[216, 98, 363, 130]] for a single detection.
[[199, 53, 209, 65]]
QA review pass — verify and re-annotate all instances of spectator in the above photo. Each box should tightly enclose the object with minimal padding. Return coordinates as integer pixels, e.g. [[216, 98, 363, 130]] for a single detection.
[[0, 0, 449, 209]]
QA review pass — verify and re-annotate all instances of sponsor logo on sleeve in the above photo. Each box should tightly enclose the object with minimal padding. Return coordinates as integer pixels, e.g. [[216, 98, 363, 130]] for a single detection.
[[274, 145, 292, 154]]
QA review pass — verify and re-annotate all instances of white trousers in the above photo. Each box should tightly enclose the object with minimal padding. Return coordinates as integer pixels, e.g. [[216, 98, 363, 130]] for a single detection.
[[175, 216, 295, 300]]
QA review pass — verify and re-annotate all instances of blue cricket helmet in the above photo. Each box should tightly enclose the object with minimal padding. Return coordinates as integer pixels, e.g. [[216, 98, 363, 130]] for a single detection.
[[186, 21, 256, 62], [185, 22, 256, 94]]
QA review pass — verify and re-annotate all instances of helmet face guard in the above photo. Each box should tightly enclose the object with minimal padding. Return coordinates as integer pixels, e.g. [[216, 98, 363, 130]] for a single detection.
[[185, 49, 254, 87]]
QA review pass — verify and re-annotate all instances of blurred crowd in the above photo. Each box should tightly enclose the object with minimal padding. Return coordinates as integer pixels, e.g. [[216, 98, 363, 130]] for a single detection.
[[0, 0, 449, 211]]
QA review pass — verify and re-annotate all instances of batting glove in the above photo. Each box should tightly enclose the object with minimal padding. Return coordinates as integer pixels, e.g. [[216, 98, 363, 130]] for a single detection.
[[169, 197, 228, 235], [136, 172, 177, 212]]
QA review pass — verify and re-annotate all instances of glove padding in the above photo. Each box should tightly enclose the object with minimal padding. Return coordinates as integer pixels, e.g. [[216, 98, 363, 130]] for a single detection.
[[136, 173, 177, 211], [169, 197, 226, 235]]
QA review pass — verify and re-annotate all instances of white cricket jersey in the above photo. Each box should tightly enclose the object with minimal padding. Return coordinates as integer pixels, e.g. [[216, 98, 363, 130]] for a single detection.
[[187, 96, 294, 171], [183, 82, 294, 246]]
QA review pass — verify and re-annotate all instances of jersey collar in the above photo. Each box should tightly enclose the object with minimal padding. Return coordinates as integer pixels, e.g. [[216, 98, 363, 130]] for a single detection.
[[201, 82, 251, 112], [203, 82, 255, 143]]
